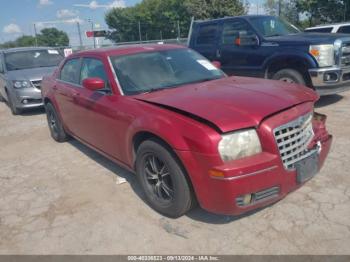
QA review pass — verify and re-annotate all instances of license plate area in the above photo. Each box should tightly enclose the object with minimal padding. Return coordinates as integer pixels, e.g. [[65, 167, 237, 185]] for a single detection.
[[295, 152, 319, 184]]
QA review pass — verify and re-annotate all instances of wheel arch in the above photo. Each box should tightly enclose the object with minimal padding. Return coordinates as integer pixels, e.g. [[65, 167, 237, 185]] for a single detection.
[[264, 53, 316, 87]]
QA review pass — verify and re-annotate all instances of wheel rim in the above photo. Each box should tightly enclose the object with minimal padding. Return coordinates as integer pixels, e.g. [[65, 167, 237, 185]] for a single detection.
[[48, 109, 58, 135], [279, 77, 295, 83], [143, 153, 174, 204]]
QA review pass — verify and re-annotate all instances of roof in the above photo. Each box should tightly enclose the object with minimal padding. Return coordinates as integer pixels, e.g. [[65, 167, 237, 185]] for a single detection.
[[306, 22, 350, 29], [2, 46, 58, 53], [194, 15, 273, 23], [73, 44, 186, 57]]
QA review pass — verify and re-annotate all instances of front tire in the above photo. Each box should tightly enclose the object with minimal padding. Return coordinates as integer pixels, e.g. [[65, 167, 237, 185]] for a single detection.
[[45, 102, 69, 142], [272, 69, 306, 85], [7, 92, 22, 115], [135, 140, 194, 218]]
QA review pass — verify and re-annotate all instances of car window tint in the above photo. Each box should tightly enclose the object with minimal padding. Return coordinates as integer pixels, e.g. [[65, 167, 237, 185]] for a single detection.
[[196, 23, 218, 45], [305, 27, 333, 33], [60, 58, 80, 84], [80, 58, 110, 89], [222, 20, 254, 45], [338, 26, 350, 34]]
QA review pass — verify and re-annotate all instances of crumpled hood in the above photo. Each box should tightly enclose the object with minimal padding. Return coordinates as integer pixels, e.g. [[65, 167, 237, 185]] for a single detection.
[[135, 76, 318, 133], [6, 66, 57, 81]]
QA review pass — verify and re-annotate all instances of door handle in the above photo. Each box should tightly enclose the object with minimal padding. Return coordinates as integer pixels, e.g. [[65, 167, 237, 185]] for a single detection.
[[216, 49, 221, 58], [72, 92, 80, 97], [53, 85, 57, 91]]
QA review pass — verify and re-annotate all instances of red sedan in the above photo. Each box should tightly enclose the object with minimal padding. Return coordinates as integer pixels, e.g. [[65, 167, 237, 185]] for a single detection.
[[41, 44, 332, 217]]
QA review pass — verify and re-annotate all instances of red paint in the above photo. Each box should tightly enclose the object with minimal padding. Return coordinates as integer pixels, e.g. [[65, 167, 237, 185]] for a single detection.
[[82, 77, 105, 91], [41, 44, 332, 215]]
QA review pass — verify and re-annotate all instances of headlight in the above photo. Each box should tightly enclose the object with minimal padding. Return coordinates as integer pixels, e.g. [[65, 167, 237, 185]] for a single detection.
[[309, 44, 334, 67], [218, 129, 262, 162], [12, 80, 31, 89]]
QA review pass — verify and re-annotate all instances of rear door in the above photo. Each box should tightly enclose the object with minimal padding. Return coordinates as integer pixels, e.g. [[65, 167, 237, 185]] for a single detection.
[[55, 57, 82, 133], [191, 22, 220, 61], [218, 18, 265, 77]]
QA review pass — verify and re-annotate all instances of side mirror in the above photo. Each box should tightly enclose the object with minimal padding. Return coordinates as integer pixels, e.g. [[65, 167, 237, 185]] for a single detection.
[[82, 77, 105, 91], [235, 32, 259, 47], [211, 61, 221, 69]]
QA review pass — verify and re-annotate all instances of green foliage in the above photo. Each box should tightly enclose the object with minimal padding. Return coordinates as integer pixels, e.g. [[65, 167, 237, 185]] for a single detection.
[[0, 28, 69, 49], [184, 0, 246, 20], [37, 28, 69, 47], [105, 0, 246, 43], [264, 0, 299, 26], [296, 0, 349, 27]]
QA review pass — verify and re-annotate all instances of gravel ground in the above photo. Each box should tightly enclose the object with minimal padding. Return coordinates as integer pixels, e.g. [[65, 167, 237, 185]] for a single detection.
[[0, 91, 349, 255]]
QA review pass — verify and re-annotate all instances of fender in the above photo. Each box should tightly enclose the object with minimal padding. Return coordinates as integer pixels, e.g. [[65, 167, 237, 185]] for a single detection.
[[262, 50, 318, 78]]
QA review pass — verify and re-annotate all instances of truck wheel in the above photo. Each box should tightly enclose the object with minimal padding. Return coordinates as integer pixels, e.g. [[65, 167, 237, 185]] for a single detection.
[[135, 139, 194, 218], [272, 69, 306, 85], [45, 102, 69, 142]]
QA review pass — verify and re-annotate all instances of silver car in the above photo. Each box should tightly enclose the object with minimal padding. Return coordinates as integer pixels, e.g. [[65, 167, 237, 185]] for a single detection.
[[0, 47, 64, 115]]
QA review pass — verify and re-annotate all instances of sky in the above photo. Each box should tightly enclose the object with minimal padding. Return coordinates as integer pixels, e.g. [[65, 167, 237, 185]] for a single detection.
[[0, 0, 265, 46]]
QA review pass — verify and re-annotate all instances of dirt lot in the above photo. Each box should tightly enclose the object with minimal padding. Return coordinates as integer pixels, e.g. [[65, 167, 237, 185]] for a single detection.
[[0, 91, 349, 255]]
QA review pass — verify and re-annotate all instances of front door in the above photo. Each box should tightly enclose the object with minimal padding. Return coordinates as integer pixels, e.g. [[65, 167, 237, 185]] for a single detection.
[[69, 57, 120, 159], [219, 19, 266, 77]]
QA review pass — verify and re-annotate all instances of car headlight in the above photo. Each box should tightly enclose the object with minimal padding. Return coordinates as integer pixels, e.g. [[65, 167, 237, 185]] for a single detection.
[[218, 129, 262, 162], [12, 80, 32, 89], [309, 44, 334, 67]]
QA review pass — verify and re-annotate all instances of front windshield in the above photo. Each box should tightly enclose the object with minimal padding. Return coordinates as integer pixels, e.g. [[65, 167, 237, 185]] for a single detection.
[[110, 48, 225, 95], [249, 16, 300, 37], [4, 49, 64, 71]]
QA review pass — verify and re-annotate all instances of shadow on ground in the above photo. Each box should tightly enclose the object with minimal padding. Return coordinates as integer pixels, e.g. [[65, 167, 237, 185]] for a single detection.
[[315, 94, 343, 108], [68, 138, 269, 224]]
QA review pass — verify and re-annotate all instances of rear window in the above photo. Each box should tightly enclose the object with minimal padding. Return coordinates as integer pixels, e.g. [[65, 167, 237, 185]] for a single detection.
[[196, 23, 218, 45], [338, 26, 350, 34], [305, 27, 333, 33]]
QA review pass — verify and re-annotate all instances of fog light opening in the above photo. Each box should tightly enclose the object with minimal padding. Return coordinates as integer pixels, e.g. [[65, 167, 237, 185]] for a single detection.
[[22, 99, 28, 104], [243, 194, 253, 205], [324, 72, 338, 82]]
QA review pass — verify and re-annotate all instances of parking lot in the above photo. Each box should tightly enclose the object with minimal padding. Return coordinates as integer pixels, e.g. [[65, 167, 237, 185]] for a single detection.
[[0, 91, 349, 255]]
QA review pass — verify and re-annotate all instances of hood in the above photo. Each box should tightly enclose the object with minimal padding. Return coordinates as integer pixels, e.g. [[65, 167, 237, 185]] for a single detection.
[[6, 66, 57, 81], [265, 32, 349, 45], [135, 76, 317, 133]]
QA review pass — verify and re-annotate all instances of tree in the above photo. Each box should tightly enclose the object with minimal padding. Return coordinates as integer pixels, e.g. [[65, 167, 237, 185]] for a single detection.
[[296, 0, 345, 27], [106, 0, 191, 42], [16, 35, 37, 47], [184, 0, 246, 20], [37, 28, 69, 47], [264, 0, 299, 25]]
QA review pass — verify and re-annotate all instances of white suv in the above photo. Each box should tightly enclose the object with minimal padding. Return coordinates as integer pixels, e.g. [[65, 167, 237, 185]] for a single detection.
[[305, 22, 350, 34]]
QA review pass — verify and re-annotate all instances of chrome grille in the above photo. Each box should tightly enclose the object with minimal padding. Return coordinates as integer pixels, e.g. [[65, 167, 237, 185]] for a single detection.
[[341, 42, 350, 67], [31, 80, 42, 90], [274, 112, 314, 170]]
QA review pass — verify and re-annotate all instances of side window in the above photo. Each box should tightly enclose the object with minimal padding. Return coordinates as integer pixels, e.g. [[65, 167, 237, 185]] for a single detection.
[[60, 58, 81, 84], [305, 27, 333, 33], [196, 23, 218, 45], [80, 58, 110, 89], [338, 26, 350, 34], [222, 20, 254, 45]]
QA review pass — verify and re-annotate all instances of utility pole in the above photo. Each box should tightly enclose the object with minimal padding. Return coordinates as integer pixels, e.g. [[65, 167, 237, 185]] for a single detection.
[[138, 21, 142, 42], [76, 22, 83, 48], [33, 23, 38, 47], [278, 0, 282, 17], [177, 20, 181, 39], [88, 19, 96, 48]]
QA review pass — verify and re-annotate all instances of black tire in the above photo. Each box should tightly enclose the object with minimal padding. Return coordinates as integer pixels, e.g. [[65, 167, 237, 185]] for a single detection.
[[0, 92, 5, 102], [272, 69, 306, 85], [7, 92, 22, 115], [135, 139, 194, 218], [45, 102, 69, 142]]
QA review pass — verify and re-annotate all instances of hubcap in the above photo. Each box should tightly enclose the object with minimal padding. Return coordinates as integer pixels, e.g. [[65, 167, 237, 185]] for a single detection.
[[48, 110, 58, 134], [144, 154, 174, 203]]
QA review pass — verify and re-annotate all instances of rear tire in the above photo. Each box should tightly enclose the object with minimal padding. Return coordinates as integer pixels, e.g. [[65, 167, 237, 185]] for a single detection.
[[135, 139, 194, 218], [0, 92, 5, 102], [272, 69, 306, 85], [45, 102, 69, 142]]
